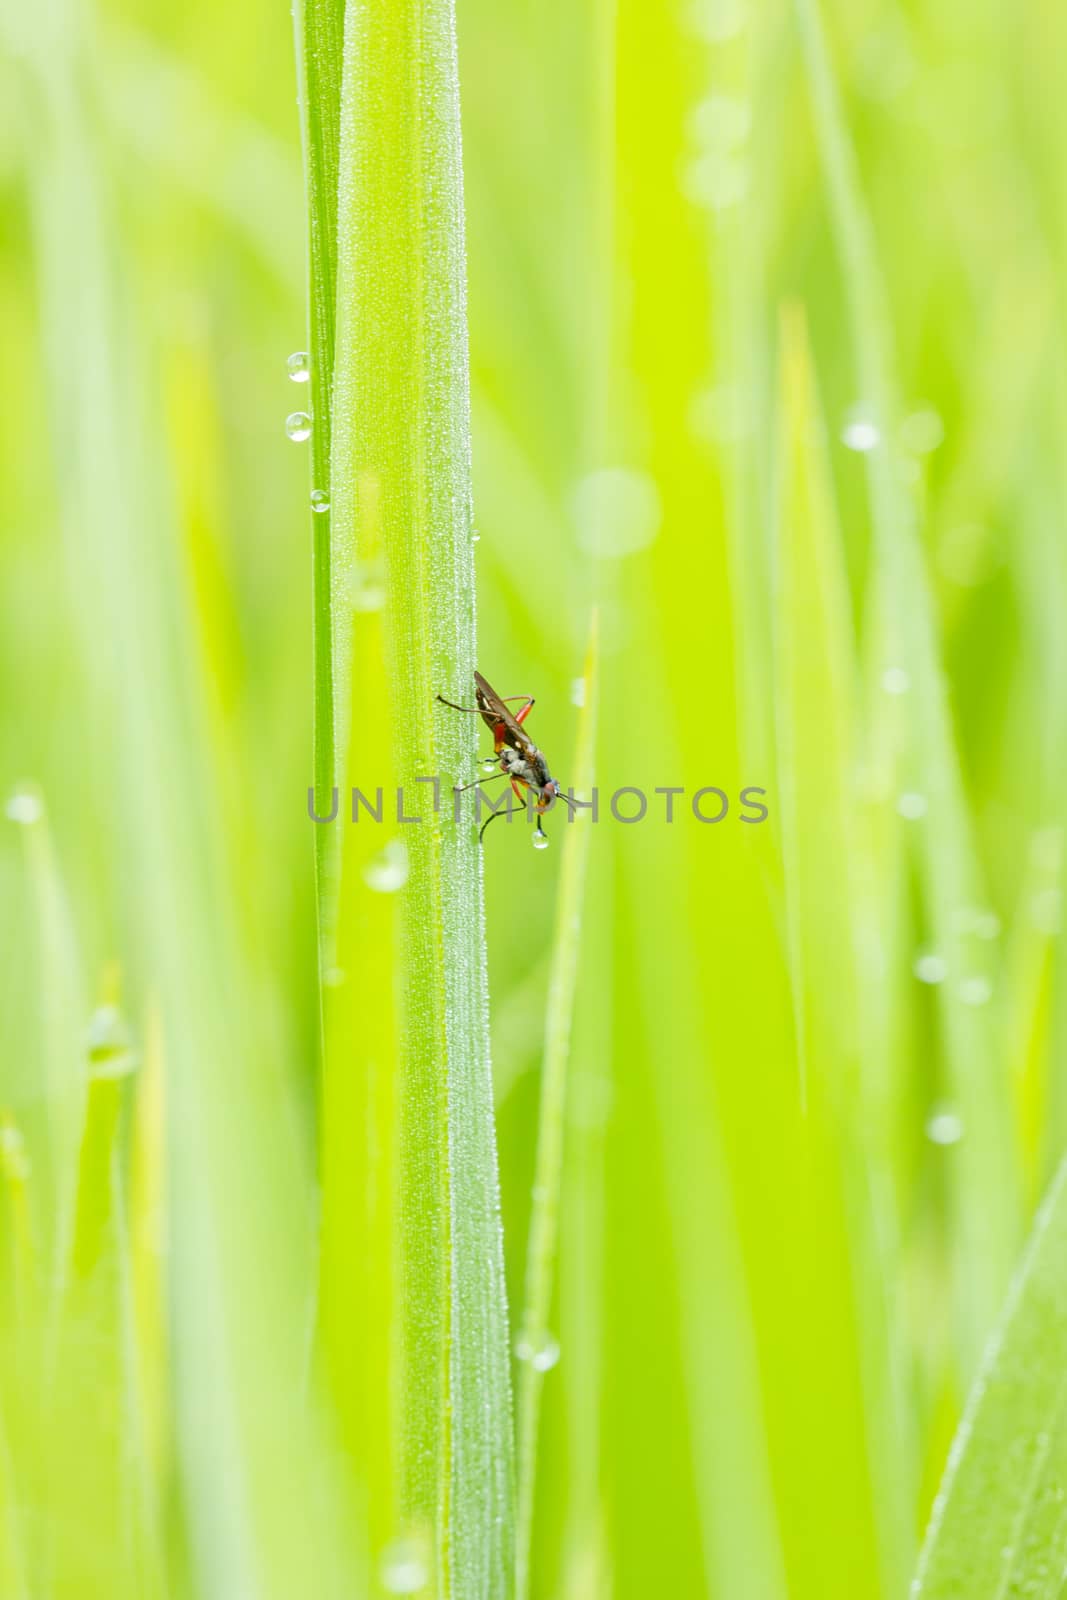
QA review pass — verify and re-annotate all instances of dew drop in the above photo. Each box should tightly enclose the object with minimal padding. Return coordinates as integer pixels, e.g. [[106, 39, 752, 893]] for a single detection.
[[926, 1105, 964, 1145], [688, 93, 751, 149], [363, 839, 408, 894], [683, 0, 745, 43], [881, 666, 911, 695], [914, 952, 947, 985], [841, 409, 881, 452], [897, 792, 927, 820], [682, 151, 749, 211], [285, 412, 312, 442], [481, 757, 498, 774], [959, 975, 993, 1007], [380, 1538, 428, 1595], [287, 351, 310, 383], [516, 1330, 560, 1370], [533, 832, 550, 852], [310, 489, 330, 514], [472, 531, 481, 543], [571, 677, 586, 707], [6, 789, 41, 825], [85, 1006, 139, 1079]]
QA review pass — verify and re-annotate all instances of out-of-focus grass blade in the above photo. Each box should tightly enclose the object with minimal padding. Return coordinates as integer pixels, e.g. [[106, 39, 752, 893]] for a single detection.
[[775, 304, 914, 1595], [515, 612, 598, 1600], [12, 800, 87, 1276], [326, 1, 515, 1592], [47, 1001, 160, 1597], [912, 1152, 1067, 1598], [794, 0, 1021, 1371], [293, 0, 345, 962]]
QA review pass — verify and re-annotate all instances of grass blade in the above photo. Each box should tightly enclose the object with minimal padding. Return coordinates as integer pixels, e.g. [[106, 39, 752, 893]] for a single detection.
[[794, 0, 1022, 1370], [913, 1153, 1067, 1597], [324, 1, 515, 1591], [515, 613, 599, 1600]]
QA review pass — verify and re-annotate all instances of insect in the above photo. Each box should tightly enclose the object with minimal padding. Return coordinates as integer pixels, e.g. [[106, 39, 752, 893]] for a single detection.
[[437, 671, 574, 846]]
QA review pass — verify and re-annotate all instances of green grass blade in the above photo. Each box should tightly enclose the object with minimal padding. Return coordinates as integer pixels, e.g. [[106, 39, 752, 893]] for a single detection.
[[293, 0, 345, 964], [912, 1153, 1067, 1598], [775, 304, 915, 1595], [515, 613, 599, 1600], [325, 2, 515, 1592], [794, 0, 1022, 1370]]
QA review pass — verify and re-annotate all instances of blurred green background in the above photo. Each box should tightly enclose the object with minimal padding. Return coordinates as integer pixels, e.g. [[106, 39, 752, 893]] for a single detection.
[[2, 0, 1064, 1594]]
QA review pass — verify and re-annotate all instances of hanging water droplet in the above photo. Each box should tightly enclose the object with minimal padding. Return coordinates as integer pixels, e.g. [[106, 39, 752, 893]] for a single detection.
[[287, 351, 310, 383], [5, 789, 41, 825], [285, 412, 312, 442], [481, 757, 498, 774], [959, 975, 992, 1007], [363, 838, 408, 894], [841, 409, 881, 452], [380, 1538, 428, 1595], [85, 1006, 139, 1079], [897, 792, 927, 820], [881, 666, 910, 695], [310, 489, 330, 514], [472, 531, 481, 543], [926, 1105, 964, 1145], [914, 952, 947, 985], [515, 1330, 560, 1370], [533, 831, 550, 851]]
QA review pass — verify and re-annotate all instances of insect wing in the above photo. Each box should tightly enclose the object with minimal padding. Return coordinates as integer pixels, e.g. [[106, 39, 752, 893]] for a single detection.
[[474, 671, 532, 752]]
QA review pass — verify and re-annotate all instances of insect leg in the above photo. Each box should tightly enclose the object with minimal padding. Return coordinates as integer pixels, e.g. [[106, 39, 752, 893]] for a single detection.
[[452, 772, 507, 794], [436, 694, 483, 713]]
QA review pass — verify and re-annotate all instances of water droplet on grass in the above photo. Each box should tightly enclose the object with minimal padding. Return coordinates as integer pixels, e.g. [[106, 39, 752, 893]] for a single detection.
[[841, 410, 880, 452], [287, 351, 310, 383], [363, 839, 408, 894], [959, 975, 992, 1007], [516, 1330, 559, 1370], [6, 789, 41, 825], [571, 677, 586, 707], [914, 952, 947, 985], [310, 489, 330, 514], [85, 1006, 139, 1079], [380, 1538, 428, 1594], [285, 412, 312, 442], [532, 832, 550, 851], [926, 1105, 964, 1145]]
